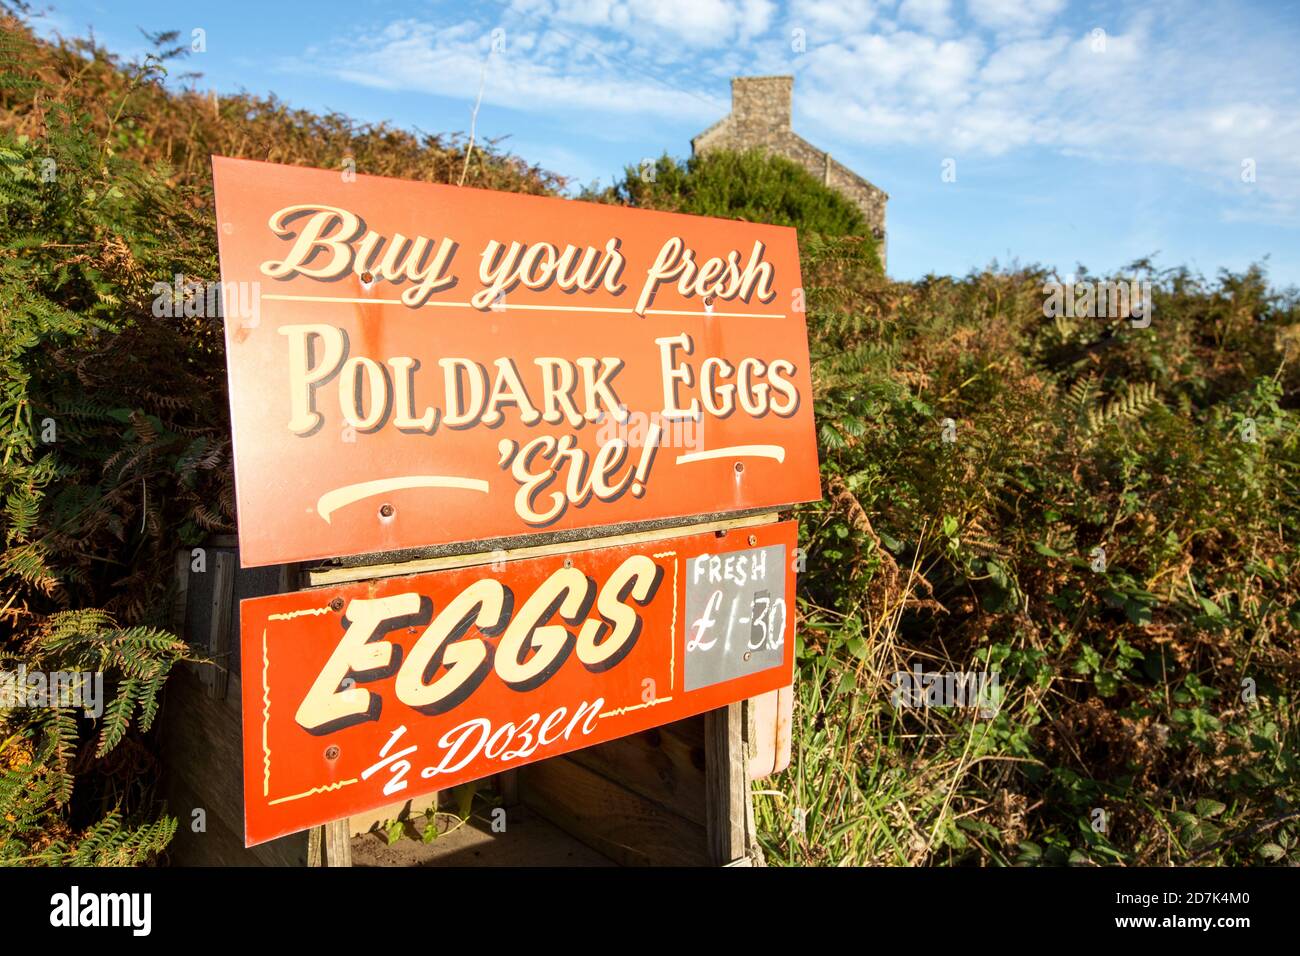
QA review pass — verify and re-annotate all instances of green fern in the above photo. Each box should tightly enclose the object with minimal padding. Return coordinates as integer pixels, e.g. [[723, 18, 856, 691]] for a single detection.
[[1065, 374, 1098, 415], [1085, 381, 1160, 435]]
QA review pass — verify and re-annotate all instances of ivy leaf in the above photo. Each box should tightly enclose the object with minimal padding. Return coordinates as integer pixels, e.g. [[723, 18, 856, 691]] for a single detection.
[[1194, 799, 1226, 818], [385, 819, 404, 846], [1124, 599, 1153, 626]]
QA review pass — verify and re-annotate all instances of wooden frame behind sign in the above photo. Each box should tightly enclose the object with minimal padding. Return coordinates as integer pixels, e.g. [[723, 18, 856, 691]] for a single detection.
[[212, 157, 820, 568], [241, 520, 798, 848]]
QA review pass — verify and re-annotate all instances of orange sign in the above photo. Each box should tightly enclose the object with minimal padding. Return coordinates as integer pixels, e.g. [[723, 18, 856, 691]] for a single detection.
[[241, 520, 797, 846], [212, 157, 820, 567]]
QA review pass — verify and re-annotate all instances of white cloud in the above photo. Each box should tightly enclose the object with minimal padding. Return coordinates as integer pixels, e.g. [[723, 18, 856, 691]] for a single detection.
[[898, 0, 957, 36], [287, 18, 722, 122], [966, 0, 1068, 34], [787, 0, 883, 36], [811, 30, 984, 106], [508, 0, 776, 47], [979, 36, 1068, 84]]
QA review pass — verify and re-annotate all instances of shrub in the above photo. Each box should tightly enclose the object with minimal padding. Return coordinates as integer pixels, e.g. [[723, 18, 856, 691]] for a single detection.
[[590, 149, 882, 274]]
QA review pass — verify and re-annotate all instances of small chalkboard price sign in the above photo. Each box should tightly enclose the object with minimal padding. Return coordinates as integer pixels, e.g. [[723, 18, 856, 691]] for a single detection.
[[684, 544, 788, 691]]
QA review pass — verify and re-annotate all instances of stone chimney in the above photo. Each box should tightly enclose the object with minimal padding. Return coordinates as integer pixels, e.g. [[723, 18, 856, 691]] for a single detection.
[[730, 75, 793, 131], [691, 73, 889, 271]]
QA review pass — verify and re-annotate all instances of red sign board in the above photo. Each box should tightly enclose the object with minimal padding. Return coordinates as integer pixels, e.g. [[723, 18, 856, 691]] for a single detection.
[[212, 157, 820, 567], [241, 520, 797, 846]]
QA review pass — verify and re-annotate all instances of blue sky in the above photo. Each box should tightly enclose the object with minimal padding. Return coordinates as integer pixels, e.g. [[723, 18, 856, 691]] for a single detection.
[[29, 0, 1300, 286]]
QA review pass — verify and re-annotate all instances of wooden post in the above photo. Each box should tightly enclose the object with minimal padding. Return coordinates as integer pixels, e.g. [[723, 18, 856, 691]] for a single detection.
[[705, 701, 750, 866], [323, 819, 352, 866], [309, 820, 352, 867], [277, 562, 302, 594], [742, 698, 765, 867], [497, 769, 520, 808], [206, 549, 235, 700], [171, 549, 190, 635], [306, 825, 321, 866]]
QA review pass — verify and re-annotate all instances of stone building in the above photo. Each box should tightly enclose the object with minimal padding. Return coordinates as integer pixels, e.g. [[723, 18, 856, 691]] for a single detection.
[[691, 75, 889, 268]]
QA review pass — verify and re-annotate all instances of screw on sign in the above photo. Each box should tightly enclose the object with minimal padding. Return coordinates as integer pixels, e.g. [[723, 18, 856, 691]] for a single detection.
[[239, 521, 798, 845]]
